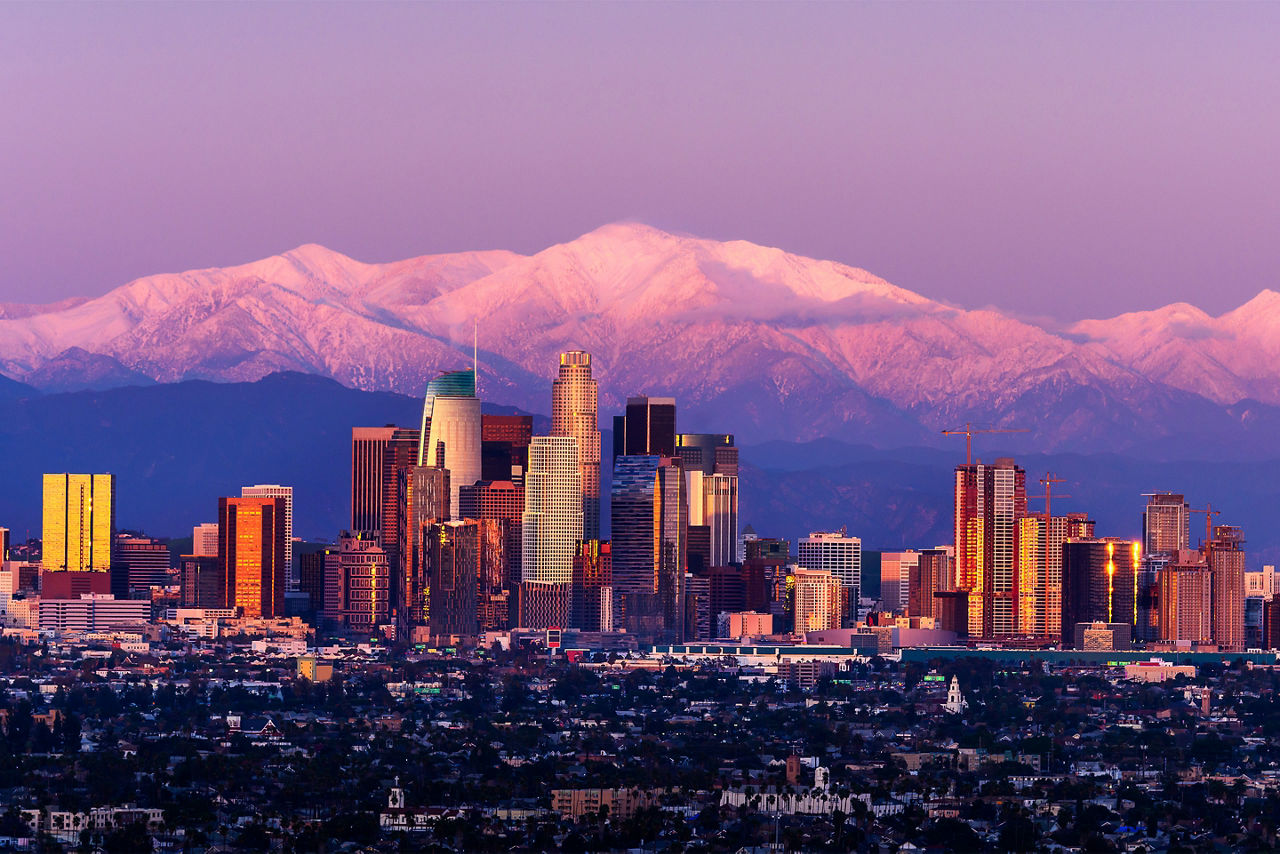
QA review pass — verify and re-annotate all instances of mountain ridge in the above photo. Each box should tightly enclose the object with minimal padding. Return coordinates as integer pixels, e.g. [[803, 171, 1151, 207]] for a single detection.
[[2, 223, 1278, 450]]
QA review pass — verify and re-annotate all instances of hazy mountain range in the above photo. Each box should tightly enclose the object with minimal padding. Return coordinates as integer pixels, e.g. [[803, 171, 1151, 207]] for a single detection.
[[4, 223, 1280, 455]]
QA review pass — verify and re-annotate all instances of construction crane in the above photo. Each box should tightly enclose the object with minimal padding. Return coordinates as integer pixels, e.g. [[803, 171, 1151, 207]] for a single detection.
[[941, 422, 1030, 466], [1027, 472, 1070, 518], [1189, 504, 1222, 549]]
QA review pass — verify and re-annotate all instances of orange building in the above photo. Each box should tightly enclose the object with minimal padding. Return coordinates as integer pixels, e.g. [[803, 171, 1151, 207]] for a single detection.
[[219, 496, 288, 619]]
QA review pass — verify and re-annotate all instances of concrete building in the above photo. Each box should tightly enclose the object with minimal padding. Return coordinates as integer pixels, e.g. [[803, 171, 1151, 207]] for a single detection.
[[38, 594, 149, 634], [520, 436, 582, 629], [793, 567, 842, 633], [192, 523, 219, 557], [1017, 512, 1094, 639], [1159, 549, 1214, 645], [1207, 525, 1246, 651], [1144, 492, 1190, 555], [798, 530, 861, 625]]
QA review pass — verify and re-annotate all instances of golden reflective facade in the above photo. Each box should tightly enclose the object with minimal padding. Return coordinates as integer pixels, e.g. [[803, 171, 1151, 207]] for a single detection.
[[42, 473, 115, 573], [219, 496, 287, 618]]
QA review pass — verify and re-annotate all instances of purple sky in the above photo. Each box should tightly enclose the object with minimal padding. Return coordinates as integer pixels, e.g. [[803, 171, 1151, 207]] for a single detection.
[[1, 2, 1277, 320]]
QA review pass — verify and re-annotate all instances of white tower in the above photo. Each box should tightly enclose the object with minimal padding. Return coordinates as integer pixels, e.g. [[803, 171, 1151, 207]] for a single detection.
[[944, 675, 968, 714]]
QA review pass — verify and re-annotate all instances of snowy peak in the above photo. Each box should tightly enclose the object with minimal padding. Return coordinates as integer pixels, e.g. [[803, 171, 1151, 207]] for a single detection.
[[3, 224, 1280, 448]]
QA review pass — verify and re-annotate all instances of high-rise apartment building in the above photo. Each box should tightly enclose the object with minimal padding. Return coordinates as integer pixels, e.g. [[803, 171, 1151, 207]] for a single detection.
[[1062, 538, 1141, 646], [610, 455, 687, 641], [218, 495, 288, 619], [1159, 549, 1213, 645], [613, 396, 676, 459], [418, 369, 482, 518], [1144, 493, 1190, 554], [192, 523, 219, 557], [42, 473, 115, 573], [797, 530, 861, 625], [1207, 525, 1246, 651], [954, 459, 1027, 638], [552, 351, 602, 541], [792, 567, 842, 633], [242, 485, 294, 581], [1016, 512, 1094, 638], [677, 433, 739, 568], [520, 436, 583, 628]]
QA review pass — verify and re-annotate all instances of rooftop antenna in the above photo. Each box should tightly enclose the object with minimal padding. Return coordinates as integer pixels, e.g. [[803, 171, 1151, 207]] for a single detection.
[[473, 320, 478, 394]]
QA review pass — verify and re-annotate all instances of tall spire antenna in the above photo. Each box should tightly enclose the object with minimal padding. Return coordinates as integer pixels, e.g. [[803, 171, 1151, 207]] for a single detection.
[[473, 320, 478, 394]]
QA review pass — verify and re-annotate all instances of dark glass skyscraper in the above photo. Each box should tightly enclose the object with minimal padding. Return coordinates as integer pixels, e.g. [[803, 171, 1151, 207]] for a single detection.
[[610, 454, 686, 642], [613, 396, 676, 459]]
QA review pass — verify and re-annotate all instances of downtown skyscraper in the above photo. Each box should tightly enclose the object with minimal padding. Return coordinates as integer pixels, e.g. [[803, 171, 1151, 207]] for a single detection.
[[677, 433, 739, 569], [954, 458, 1027, 638], [520, 436, 583, 628], [42, 473, 115, 574], [611, 454, 687, 641], [218, 495, 288, 619], [552, 351, 601, 541], [418, 368, 482, 518]]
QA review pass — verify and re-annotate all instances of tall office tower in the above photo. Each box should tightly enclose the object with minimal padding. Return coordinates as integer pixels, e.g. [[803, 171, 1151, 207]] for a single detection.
[[218, 496, 288, 619], [571, 540, 612, 631], [179, 555, 223, 607], [797, 530, 862, 626], [417, 369, 483, 518], [112, 534, 171, 596], [299, 548, 332, 614], [1159, 549, 1213, 644], [192, 523, 219, 557], [685, 573, 712, 641], [398, 465, 450, 631], [1, 527, 10, 561], [459, 480, 523, 588], [242, 485, 294, 582], [1016, 512, 1095, 638], [1206, 525, 1246, 651], [42, 473, 115, 573], [427, 519, 505, 638], [908, 547, 955, 619], [677, 433, 739, 568], [351, 426, 421, 544], [792, 567, 842, 633], [331, 531, 390, 633], [610, 455, 687, 641], [552, 351, 602, 541], [879, 551, 919, 614], [1062, 538, 1141, 645], [612, 396, 676, 459], [520, 436, 583, 628], [481, 414, 534, 482], [1144, 493, 1190, 554], [954, 458, 1027, 638]]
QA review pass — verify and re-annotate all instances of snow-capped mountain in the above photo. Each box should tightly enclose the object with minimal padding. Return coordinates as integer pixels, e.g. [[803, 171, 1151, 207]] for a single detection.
[[2, 223, 1277, 450]]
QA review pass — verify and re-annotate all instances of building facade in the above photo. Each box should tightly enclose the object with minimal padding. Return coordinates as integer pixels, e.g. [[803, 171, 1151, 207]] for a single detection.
[[798, 530, 862, 625], [552, 351, 602, 541], [418, 369, 482, 518], [954, 459, 1027, 638], [42, 473, 115, 574], [218, 495, 288, 619]]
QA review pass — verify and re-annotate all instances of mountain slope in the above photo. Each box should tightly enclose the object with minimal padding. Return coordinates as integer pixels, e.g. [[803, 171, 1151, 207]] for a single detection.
[[1, 223, 1278, 449]]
